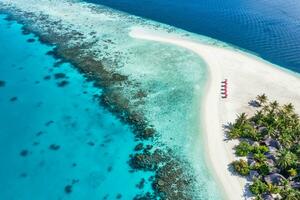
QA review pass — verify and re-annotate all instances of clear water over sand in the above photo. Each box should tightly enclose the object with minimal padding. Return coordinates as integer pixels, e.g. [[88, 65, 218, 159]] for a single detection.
[[0, 15, 153, 199], [0, 4, 221, 198]]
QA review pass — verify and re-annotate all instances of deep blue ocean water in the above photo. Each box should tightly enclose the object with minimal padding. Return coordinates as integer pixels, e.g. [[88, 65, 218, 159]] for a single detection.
[[0, 15, 152, 200], [86, 0, 300, 73]]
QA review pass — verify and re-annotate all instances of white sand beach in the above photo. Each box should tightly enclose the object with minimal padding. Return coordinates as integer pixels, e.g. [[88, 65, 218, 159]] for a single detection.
[[130, 27, 300, 200]]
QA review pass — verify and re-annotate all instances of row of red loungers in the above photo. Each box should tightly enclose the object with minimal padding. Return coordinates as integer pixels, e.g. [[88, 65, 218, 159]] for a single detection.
[[221, 79, 228, 98]]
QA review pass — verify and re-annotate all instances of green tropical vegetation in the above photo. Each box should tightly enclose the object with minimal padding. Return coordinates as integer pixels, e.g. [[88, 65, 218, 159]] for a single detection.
[[227, 94, 300, 199], [232, 159, 250, 176]]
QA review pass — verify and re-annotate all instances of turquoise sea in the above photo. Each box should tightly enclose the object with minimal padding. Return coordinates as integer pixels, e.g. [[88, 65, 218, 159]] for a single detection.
[[0, 15, 153, 199], [0, 3, 222, 198]]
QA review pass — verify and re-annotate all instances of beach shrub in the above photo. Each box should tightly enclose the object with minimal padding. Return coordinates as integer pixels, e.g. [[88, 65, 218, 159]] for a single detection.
[[280, 188, 300, 200], [241, 124, 260, 140], [278, 132, 294, 149], [277, 150, 297, 169], [250, 162, 270, 176], [291, 144, 300, 157], [234, 113, 248, 128], [252, 145, 269, 154], [250, 179, 268, 195], [232, 159, 250, 176], [267, 183, 281, 194], [257, 163, 270, 176], [288, 168, 297, 177], [251, 111, 264, 125], [235, 141, 253, 157], [253, 153, 267, 163], [227, 127, 242, 139]]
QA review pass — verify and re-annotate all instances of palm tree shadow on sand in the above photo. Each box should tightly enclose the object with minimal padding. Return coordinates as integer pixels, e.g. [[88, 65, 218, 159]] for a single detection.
[[223, 120, 255, 199]]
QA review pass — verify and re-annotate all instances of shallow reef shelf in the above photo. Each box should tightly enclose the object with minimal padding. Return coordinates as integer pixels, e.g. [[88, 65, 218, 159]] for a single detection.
[[0, 0, 223, 199]]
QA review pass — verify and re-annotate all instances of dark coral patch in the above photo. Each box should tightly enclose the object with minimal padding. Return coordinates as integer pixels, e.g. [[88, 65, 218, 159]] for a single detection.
[[49, 144, 60, 150], [36, 131, 43, 136], [133, 193, 156, 200], [129, 149, 164, 171], [64, 185, 72, 194], [87, 141, 95, 146], [134, 143, 143, 151], [27, 38, 35, 43], [19, 172, 28, 178], [46, 50, 55, 56], [20, 149, 29, 157], [133, 90, 147, 99], [0, 80, 5, 87], [57, 80, 69, 87], [136, 178, 145, 189], [45, 120, 54, 126], [146, 145, 153, 150], [21, 27, 31, 35], [4, 15, 14, 21], [72, 179, 79, 184], [141, 128, 155, 139], [53, 60, 65, 67], [43, 75, 51, 80], [32, 142, 40, 146], [54, 73, 66, 79], [10, 97, 18, 102]]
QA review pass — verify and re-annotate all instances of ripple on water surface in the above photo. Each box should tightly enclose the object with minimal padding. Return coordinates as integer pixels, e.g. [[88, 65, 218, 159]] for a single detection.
[[87, 0, 300, 72]]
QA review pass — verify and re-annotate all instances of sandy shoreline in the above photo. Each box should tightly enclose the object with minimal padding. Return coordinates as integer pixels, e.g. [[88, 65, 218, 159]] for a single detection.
[[130, 27, 300, 200]]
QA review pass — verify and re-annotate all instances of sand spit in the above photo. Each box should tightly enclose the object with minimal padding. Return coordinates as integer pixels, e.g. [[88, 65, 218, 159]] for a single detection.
[[130, 27, 300, 200]]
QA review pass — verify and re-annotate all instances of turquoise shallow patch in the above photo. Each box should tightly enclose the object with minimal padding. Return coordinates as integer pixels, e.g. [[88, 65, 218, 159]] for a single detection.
[[0, 15, 153, 200], [0, 0, 224, 197]]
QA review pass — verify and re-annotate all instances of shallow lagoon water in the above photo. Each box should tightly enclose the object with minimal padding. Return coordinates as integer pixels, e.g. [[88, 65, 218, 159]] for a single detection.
[[0, 1, 224, 199], [0, 15, 153, 199]]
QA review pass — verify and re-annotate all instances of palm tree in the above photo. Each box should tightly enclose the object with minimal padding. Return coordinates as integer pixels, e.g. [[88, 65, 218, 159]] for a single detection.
[[256, 94, 268, 106], [283, 103, 294, 114], [262, 104, 270, 115], [235, 113, 248, 127], [254, 152, 267, 163], [281, 188, 300, 200], [277, 149, 297, 169], [291, 113, 299, 125], [227, 127, 242, 139], [291, 113, 299, 120], [278, 132, 293, 149], [270, 100, 279, 111], [251, 110, 264, 124]]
